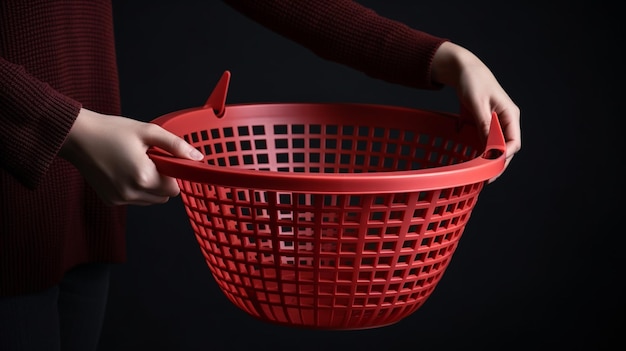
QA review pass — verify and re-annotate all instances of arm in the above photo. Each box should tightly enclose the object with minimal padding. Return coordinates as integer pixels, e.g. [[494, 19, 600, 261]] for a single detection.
[[223, 0, 521, 176], [0, 57, 202, 205], [222, 0, 446, 89], [0, 57, 79, 188]]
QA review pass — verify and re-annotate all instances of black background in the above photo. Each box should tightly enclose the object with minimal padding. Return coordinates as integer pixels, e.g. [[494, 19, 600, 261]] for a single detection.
[[98, 1, 623, 350]]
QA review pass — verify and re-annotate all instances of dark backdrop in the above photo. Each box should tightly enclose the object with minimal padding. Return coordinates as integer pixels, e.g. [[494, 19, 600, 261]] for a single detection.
[[99, 1, 623, 350]]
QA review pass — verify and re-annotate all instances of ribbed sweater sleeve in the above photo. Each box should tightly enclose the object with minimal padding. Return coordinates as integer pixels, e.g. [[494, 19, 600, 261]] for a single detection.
[[0, 57, 81, 189], [223, 0, 447, 89]]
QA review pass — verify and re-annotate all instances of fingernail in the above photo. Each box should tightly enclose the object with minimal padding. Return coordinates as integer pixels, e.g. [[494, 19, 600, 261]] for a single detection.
[[190, 148, 204, 160]]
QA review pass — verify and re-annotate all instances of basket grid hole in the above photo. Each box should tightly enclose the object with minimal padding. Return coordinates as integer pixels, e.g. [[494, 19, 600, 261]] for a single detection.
[[392, 193, 409, 204], [344, 211, 360, 223], [382, 241, 395, 251], [254, 139, 267, 150], [434, 206, 444, 215], [383, 226, 399, 235], [390, 211, 404, 220], [251, 125, 265, 135]]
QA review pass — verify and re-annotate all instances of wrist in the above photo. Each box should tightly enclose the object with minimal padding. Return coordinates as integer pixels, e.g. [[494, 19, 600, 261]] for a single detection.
[[431, 42, 480, 88], [59, 108, 96, 164]]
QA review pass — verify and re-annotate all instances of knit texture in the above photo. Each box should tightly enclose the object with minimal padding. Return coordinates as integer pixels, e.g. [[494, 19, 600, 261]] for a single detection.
[[223, 0, 447, 89], [0, 0, 126, 297], [0, 0, 446, 297]]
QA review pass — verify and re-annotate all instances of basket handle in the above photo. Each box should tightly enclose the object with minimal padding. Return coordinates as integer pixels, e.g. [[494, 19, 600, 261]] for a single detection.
[[482, 111, 506, 160], [202, 70, 231, 117]]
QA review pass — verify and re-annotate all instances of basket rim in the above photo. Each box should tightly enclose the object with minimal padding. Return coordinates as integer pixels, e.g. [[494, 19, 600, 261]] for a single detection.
[[148, 103, 506, 193]]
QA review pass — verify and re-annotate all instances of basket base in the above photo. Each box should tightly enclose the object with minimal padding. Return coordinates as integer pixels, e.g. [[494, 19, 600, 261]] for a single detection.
[[247, 313, 405, 331], [225, 287, 429, 330]]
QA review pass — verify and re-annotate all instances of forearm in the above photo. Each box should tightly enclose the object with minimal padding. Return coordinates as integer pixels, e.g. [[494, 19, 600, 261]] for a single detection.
[[223, 0, 448, 89], [0, 57, 81, 188]]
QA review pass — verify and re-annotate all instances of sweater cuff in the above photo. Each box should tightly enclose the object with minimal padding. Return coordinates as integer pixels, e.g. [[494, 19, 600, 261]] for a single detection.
[[374, 28, 449, 90]]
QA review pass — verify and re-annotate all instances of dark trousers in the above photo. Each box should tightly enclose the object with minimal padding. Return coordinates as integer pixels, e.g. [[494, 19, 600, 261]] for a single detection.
[[0, 263, 111, 351]]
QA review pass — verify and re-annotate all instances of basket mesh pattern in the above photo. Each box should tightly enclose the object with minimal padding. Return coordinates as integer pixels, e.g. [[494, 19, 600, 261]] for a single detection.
[[176, 120, 484, 329], [182, 122, 478, 173]]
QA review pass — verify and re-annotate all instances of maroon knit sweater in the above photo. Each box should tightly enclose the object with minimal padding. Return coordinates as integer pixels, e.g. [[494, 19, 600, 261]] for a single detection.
[[0, 0, 446, 297]]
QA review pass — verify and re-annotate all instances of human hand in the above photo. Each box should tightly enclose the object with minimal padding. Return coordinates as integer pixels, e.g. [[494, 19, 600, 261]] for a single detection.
[[431, 42, 521, 181], [60, 108, 203, 205]]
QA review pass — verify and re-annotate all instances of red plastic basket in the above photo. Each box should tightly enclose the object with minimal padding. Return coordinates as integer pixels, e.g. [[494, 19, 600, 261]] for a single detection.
[[148, 71, 506, 330]]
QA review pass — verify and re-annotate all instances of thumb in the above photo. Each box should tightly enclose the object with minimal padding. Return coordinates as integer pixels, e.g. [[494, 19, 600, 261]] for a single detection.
[[144, 123, 204, 161]]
